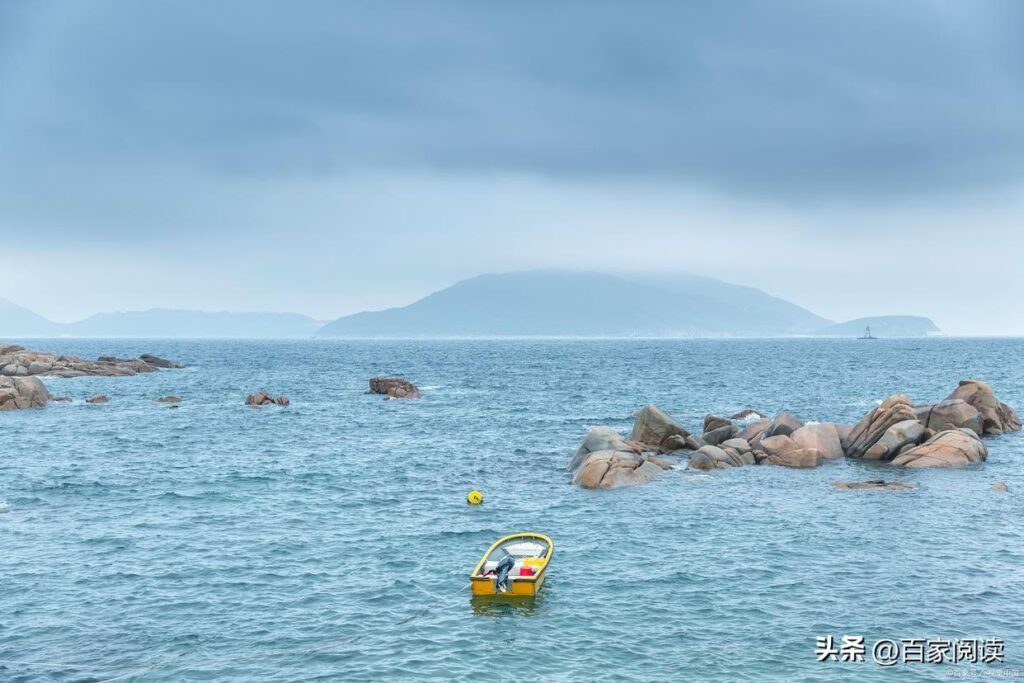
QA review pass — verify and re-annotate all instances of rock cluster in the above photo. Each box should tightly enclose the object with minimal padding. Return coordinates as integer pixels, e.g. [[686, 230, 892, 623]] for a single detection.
[[368, 377, 420, 400], [566, 379, 1019, 488], [85, 395, 110, 404], [0, 344, 182, 378], [245, 392, 290, 406], [0, 376, 50, 410]]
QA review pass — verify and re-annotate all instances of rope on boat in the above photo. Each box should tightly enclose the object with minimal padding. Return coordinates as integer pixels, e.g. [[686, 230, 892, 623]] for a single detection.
[[0, 582, 471, 681]]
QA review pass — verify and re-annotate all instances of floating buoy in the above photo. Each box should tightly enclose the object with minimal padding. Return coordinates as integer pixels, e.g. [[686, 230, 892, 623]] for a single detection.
[[467, 490, 484, 505]]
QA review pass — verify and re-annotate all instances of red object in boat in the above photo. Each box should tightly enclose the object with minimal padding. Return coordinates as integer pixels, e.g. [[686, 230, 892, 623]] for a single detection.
[[519, 566, 535, 576]]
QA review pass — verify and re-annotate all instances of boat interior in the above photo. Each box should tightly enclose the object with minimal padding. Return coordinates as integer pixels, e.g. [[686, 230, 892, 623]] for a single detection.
[[477, 538, 549, 579]]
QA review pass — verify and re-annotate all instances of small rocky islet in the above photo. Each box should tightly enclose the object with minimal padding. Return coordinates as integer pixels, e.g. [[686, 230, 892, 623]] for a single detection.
[[0, 344, 182, 411], [568, 379, 1021, 488]]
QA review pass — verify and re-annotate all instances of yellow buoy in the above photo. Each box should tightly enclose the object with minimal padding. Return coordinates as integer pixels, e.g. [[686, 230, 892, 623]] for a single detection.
[[467, 490, 484, 505]]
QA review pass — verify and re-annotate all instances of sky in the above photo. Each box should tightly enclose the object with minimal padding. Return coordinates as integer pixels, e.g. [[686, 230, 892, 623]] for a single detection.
[[2, 0, 1023, 334]]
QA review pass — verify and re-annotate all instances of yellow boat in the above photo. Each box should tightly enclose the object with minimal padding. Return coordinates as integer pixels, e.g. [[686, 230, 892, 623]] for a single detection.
[[470, 533, 553, 597]]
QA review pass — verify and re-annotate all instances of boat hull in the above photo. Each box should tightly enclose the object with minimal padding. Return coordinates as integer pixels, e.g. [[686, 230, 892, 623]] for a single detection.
[[470, 570, 546, 597]]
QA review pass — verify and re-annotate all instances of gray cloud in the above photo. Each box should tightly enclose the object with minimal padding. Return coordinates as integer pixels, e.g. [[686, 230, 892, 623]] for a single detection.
[[3, 0, 1023, 197]]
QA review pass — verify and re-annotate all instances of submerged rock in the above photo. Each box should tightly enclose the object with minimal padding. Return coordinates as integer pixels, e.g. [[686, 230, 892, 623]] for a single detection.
[[0, 376, 51, 410], [630, 405, 690, 452], [844, 394, 917, 459], [368, 377, 420, 399], [85, 394, 110, 404], [833, 480, 913, 491], [993, 481, 1008, 492], [890, 428, 987, 468], [943, 380, 1021, 435], [155, 395, 181, 403]]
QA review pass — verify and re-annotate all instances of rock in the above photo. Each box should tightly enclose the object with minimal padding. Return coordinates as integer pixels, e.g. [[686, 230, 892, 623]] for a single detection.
[[661, 434, 694, 451], [684, 434, 706, 450], [50, 395, 72, 403], [155, 396, 181, 403], [571, 450, 663, 489], [759, 434, 799, 458], [730, 408, 766, 421], [764, 411, 803, 438], [139, 354, 182, 369], [791, 423, 844, 460], [943, 380, 1021, 435], [833, 480, 913, 491], [630, 405, 690, 452], [245, 392, 289, 407], [0, 376, 51, 410], [916, 399, 983, 436], [567, 426, 642, 474], [703, 424, 738, 446], [720, 438, 751, 453], [890, 428, 987, 468], [687, 445, 749, 470], [27, 360, 53, 375], [0, 345, 180, 378], [863, 419, 926, 461], [763, 447, 822, 468], [737, 419, 771, 444], [993, 481, 1008, 492], [85, 394, 110, 404], [845, 395, 917, 459], [834, 423, 854, 446], [703, 414, 732, 433], [368, 377, 420, 399]]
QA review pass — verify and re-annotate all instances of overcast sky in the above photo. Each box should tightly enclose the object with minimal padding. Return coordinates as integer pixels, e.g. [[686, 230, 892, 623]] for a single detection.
[[2, 1, 1023, 333]]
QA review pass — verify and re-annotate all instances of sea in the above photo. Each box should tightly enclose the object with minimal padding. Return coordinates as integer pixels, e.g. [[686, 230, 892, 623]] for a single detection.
[[2, 338, 1022, 682]]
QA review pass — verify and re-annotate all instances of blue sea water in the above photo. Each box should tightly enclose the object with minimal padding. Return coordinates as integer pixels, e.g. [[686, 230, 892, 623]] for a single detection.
[[1, 338, 1022, 682]]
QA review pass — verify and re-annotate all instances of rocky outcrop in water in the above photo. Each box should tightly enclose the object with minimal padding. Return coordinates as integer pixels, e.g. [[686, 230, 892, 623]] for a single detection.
[[791, 423, 844, 460], [0, 376, 50, 410], [155, 396, 181, 403], [568, 379, 1019, 487], [368, 377, 420, 399], [0, 344, 182, 378], [890, 428, 987, 468], [568, 424, 679, 488], [944, 380, 1021, 435], [630, 405, 690, 452], [571, 450, 667, 488], [688, 441, 754, 470], [245, 392, 290, 406], [844, 394, 917, 459], [85, 394, 110, 404], [916, 399, 983, 436]]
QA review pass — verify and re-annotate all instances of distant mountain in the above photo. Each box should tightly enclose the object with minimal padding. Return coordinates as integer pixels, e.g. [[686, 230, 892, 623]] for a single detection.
[[65, 309, 324, 338], [0, 298, 59, 336], [0, 303, 322, 338], [315, 270, 834, 338], [812, 315, 940, 338]]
